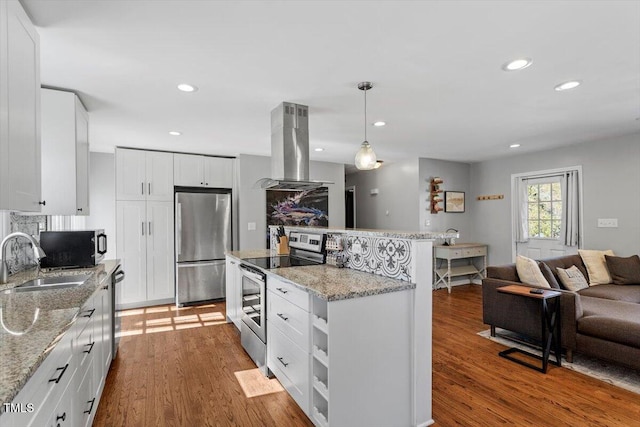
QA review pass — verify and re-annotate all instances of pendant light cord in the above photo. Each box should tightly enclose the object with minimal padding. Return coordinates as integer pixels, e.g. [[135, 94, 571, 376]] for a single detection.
[[364, 86, 368, 142]]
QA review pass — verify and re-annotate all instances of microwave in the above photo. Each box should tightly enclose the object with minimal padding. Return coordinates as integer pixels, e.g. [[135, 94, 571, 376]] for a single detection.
[[39, 230, 107, 268]]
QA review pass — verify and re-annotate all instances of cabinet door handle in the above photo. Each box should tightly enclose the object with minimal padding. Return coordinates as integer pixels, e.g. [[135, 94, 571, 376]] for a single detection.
[[39, 200, 46, 206], [277, 356, 289, 367], [141, 182, 144, 195], [148, 221, 152, 236], [77, 208, 83, 212], [84, 398, 96, 414], [84, 341, 95, 354], [49, 363, 69, 383], [56, 412, 66, 422], [148, 182, 151, 195], [275, 287, 288, 294], [142, 221, 145, 236], [82, 308, 96, 318], [277, 313, 289, 321]]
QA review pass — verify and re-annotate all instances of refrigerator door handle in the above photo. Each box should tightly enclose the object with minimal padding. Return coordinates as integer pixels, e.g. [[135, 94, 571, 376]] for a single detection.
[[177, 261, 224, 268], [176, 202, 182, 255]]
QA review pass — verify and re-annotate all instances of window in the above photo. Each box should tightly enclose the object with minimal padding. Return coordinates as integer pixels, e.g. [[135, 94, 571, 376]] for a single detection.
[[527, 178, 562, 239]]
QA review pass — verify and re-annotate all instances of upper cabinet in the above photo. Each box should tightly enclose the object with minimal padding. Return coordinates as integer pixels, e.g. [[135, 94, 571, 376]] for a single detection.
[[116, 148, 174, 201], [174, 153, 233, 189], [40, 88, 90, 215], [0, 0, 41, 212]]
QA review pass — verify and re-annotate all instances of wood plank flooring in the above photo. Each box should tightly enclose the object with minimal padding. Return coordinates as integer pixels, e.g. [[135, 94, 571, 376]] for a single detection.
[[94, 286, 640, 426]]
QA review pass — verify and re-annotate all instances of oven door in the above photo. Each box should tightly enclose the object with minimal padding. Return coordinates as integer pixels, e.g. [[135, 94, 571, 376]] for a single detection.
[[239, 264, 266, 343]]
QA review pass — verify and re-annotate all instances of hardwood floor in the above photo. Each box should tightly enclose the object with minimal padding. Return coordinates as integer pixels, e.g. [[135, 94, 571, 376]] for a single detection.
[[94, 286, 639, 426]]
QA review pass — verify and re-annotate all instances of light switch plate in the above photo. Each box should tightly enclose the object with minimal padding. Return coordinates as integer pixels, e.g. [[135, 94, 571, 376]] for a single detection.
[[597, 218, 618, 228], [248, 222, 256, 231]]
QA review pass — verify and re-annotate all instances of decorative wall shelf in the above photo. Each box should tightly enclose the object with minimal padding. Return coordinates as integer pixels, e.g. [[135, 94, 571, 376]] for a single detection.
[[430, 177, 444, 214]]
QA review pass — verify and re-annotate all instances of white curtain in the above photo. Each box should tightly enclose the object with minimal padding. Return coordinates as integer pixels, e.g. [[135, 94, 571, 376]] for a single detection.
[[513, 176, 529, 242], [560, 170, 580, 246]]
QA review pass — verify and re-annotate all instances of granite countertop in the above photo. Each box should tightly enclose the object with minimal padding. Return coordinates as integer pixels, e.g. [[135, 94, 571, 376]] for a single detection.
[[226, 251, 415, 301], [0, 260, 120, 410], [267, 225, 459, 240]]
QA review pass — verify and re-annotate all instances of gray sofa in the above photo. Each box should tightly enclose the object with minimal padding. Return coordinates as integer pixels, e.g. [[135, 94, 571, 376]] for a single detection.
[[482, 254, 640, 370]]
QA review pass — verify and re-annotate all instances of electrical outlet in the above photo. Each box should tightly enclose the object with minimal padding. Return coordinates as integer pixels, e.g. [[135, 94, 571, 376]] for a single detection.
[[352, 241, 362, 254], [597, 218, 618, 228], [424, 219, 431, 227]]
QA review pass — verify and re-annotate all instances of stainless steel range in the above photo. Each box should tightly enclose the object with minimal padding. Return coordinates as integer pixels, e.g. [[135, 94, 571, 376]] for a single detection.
[[239, 231, 326, 376]]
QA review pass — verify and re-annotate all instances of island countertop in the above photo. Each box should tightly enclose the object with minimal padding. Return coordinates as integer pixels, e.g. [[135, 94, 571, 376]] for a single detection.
[[0, 260, 120, 410], [226, 251, 415, 301]]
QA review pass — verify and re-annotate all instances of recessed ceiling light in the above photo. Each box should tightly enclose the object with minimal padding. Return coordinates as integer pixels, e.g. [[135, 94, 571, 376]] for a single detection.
[[510, 143, 521, 148], [554, 80, 581, 91], [502, 58, 532, 71], [373, 121, 386, 127], [177, 84, 198, 92], [314, 148, 324, 152], [169, 131, 182, 136]]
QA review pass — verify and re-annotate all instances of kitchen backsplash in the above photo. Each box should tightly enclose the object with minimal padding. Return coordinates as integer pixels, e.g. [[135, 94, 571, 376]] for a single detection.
[[4, 214, 48, 274]]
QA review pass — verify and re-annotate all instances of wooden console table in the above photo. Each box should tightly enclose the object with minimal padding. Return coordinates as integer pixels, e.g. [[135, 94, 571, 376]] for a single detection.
[[433, 243, 487, 293]]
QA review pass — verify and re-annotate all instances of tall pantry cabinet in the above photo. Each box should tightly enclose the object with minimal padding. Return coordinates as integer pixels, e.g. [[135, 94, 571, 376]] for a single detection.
[[116, 148, 175, 308], [0, 0, 41, 211]]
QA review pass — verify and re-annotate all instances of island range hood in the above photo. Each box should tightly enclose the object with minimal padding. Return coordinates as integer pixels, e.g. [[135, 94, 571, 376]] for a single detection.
[[256, 102, 332, 190]]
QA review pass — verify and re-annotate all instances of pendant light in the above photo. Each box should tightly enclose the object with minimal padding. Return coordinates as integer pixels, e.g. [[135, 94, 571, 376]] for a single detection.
[[354, 81, 377, 170]]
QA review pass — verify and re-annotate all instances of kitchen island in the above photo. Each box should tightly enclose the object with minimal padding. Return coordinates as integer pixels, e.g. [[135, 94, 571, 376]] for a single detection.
[[227, 227, 454, 427], [0, 260, 120, 426]]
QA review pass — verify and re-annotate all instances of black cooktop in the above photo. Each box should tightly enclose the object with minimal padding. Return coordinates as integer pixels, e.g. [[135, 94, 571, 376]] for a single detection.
[[242, 256, 321, 270]]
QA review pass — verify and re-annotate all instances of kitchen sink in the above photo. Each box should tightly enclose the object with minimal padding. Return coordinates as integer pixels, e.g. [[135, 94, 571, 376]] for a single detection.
[[9, 274, 92, 293]]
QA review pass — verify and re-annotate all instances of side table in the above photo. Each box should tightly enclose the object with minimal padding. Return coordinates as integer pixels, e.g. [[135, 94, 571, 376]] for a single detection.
[[496, 285, 562, 373], [433, 243, 487, 293]]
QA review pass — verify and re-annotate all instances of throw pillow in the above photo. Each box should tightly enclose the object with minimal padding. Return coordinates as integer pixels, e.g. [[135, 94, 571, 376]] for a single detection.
[[539, 262, 561, 289], [556, 265, 589, 291], [604, 255, 640, 285], [578, 249, 615, 285], [515, 255, 550, 288]]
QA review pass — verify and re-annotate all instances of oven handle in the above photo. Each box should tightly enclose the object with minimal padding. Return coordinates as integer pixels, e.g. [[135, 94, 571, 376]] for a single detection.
[[239, 264, 265, 282]]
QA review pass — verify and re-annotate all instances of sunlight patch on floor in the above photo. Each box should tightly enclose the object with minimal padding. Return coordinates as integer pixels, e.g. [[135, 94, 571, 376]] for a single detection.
[[121, 309, 229, 335], [234, 368, 284, 398]]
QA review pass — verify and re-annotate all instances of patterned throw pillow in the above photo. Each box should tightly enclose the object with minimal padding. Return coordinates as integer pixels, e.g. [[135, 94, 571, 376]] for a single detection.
[[556, 265, 589, 291], [515, 255, 550, 288], [578, 249, 615, 285]]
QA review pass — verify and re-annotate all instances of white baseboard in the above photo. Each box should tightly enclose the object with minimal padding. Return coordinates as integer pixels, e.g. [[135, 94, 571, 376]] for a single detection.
[[433, 278, 482, 291]]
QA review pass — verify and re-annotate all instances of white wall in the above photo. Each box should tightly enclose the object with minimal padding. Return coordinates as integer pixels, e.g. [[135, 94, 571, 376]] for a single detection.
[[469, 132, 640, 265], [345, 159, 420, 231], [237, 154, 345, 250], [85, 152, 116, 260]]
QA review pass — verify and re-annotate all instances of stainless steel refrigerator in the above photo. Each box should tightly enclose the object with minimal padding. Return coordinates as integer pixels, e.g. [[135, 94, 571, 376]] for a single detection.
[[175, 189, 232, 306]]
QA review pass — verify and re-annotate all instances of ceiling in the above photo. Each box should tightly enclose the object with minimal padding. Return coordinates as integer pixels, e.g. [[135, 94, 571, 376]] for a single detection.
[[22, 0, 640, 167]]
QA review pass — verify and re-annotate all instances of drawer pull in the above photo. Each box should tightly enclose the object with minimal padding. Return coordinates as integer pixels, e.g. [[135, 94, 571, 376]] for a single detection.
[[82, 308, 96, 318], [84, 397, 96, 414], [56, 412, 66, 422], [277, 356, 289, 367], [275, 287, 288, 294], [276, 313, 289, 321], [49, 363, 69, 383], [84, 342, 95, 354]]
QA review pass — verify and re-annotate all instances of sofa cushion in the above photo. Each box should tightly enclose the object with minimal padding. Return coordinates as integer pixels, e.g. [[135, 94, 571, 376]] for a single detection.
[[487, 265, 519, 281], [577, 297, 640, 348], [556, 266, 589, 292], [516, 255, 550, 288], [605, 255, 640, 285], [578, 284, 640, 303], [539, 255, 588, 288], [579, 249, 615, 285]]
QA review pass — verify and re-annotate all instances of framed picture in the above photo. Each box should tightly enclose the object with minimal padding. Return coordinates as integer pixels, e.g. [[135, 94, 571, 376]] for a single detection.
[[444, 191, 465, 213]]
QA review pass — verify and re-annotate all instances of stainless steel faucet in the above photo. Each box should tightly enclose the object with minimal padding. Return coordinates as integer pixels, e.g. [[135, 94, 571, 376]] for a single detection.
[[0, 232, 47, 284]]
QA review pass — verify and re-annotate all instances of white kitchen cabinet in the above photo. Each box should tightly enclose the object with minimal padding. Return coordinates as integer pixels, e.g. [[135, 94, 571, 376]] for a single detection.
[[267, 276, 311, 414], [174, 153, 233, 188], [116, 148, 174, 201], [40, 88, 90, 215], [225, 257, 242, 329], [0, 0, 41, 212], [116, 200, 175, 307]]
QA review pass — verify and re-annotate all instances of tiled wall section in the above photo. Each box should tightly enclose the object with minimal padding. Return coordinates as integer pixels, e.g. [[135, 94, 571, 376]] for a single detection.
[[4, 214, 47, 274], [344, 235, 413, 282]]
